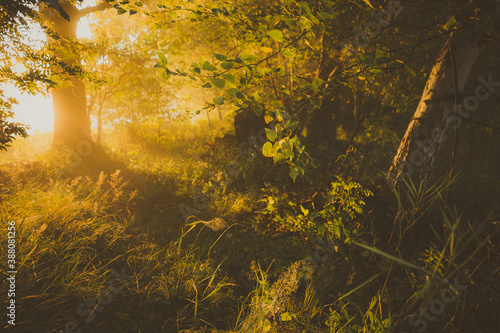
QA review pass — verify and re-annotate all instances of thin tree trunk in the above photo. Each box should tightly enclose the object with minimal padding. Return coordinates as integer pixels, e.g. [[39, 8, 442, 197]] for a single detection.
[[97, 97, 103, 145], [206, 109, 212, 128]]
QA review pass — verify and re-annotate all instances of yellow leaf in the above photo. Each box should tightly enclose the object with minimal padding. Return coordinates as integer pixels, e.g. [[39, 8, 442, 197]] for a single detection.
[[303, 39, 314, 50], [361, 0, 375, 10], [260, 47, 273, 53]]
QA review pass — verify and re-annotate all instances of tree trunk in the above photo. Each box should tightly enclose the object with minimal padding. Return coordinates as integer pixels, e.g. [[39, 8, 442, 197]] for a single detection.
[[387, 0, 499, 190], [308, 93, 338, 147], [43, 1, 113, 177], [97, 97, 103, 145], [308, 56, 339, 147], [52, 75, 93, 147], [218, 106, 223, 123], [43, 1, 111, 150], [206, 109, 212, 128], [44, 2, 87, 148], [387, 30, 481, 189]]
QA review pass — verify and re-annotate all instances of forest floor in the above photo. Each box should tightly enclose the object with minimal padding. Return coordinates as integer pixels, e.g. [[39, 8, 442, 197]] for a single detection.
[[1, 125, 499, 333]]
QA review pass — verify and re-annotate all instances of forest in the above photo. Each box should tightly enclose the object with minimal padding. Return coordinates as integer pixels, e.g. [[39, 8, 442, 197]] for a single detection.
[[1, 0, 499, 332]]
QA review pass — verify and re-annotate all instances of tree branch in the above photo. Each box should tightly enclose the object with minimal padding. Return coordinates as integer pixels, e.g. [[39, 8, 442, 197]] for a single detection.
[[76, 1, 113, 19]]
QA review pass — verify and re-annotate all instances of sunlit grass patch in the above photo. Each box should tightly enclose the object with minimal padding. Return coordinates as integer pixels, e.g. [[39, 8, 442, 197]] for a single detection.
[[0, 114, 497, 332], [0, 157, 238, 332], [0, 131, 53, 163], [0, 166, 136, 329]]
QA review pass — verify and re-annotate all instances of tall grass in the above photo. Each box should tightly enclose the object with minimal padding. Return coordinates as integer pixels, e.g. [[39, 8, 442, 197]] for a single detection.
[[1, 129, 498, 332]]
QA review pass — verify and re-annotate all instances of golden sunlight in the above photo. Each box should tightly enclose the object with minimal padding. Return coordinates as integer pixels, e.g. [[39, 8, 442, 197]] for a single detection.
[[1, 11, 94, 135], [3, 84, 54, 134]]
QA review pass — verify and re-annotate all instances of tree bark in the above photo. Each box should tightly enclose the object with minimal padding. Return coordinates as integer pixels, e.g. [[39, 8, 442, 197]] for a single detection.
[[308, 92, 338, 147], [43, 1, 111, 150], [387, 0, 500, 190], [308, 58, 339, 147], [387, 27, 484, 190]]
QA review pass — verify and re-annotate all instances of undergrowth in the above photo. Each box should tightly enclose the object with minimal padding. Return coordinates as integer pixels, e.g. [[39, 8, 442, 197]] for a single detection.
[[0, 128, 498, 333]]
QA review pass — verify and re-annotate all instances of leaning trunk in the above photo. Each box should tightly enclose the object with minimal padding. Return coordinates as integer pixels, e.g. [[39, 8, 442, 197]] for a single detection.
[[387, 29, 481, 189], [388, 1, 499, 190]]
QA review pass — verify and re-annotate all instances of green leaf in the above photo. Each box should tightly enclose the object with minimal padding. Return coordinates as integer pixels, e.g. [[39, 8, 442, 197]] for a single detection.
[[117, 8, 127, 15], [280, 312, 293, 322], [227, 88, 244, 99], [211, 77, 226, 89], [298, 2, 311, 13], [221, 62, 234, 69], [157, 53, 168, 65], [262, 142, 274, 157], [445, 16, 456, 30], [311, 96, 321, 107], [267, 30, 284, 43], [375, 49, 386, 59], [289, 166, 299, 182], [252, 91, 262, 103], [273, 153, 285, 163], [265, 128, 277, 142], [281, 49, 294, 58], [222, 73, 235, 83], [244, 32, 255, 40], [257, 67, 271, 75], [213, 96, 224, 105], [202, 82, 213, 88], [318, 11, 332, 20], [213, 53, 228, 61], [300, 205, 309, 216], [202, 61, 217, 71], [239, 53, 254, 61]]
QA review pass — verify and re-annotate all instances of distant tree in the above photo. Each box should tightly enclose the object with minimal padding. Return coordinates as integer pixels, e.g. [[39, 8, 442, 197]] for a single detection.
[[82, 6, 185, 146]]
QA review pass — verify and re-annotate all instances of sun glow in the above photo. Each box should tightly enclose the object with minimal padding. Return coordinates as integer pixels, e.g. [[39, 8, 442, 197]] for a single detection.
[[1, 6, 95, 135], [2, 84, 54, 134]]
